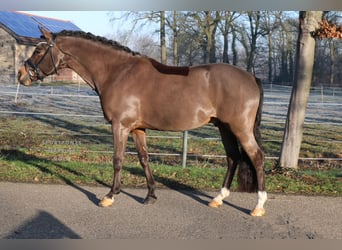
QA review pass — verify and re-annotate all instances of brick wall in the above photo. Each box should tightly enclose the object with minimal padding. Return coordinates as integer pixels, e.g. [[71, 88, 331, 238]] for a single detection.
[[0, 28, 16, 83]]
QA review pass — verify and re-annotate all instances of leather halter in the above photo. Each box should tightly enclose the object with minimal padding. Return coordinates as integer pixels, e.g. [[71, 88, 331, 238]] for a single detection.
[[25, 38, 59, 81]]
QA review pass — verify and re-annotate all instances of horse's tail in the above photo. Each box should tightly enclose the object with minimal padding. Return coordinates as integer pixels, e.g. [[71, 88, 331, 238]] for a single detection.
[[237, 77, 263, 192]]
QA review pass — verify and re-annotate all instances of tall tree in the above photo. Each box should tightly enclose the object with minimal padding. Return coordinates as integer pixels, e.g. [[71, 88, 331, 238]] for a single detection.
[[191, 11, 220, 63], [246, 11, 261, 73], [171, 11, 178, 66], [328, 39, 335, 86], [236, 11, 266, 73], [164, 11, 180, 66], [217, 11, 240, 63], [265, 12, 274, 83], [279, 11, 323, 169], [231, 28, 238, 65], [174, 13, 202, 66], [262, 11, 282, 83], [160, 11, 167, 64]]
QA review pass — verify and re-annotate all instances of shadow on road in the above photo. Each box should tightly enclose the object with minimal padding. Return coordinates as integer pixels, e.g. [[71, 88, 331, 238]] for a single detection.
[[124, 166, 251, 215], [5, 210, 81, 239], [0, 149, 103, 206]]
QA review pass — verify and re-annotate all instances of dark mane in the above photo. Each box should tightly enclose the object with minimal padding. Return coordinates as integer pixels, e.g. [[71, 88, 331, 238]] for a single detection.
[[55, 30, 141, 56]]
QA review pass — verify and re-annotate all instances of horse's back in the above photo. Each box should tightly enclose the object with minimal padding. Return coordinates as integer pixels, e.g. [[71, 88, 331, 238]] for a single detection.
[[191, 63, 257, 88]]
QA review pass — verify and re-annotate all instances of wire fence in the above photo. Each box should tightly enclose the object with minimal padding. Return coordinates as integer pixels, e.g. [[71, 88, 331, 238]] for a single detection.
[[0, 82, 341, 166]]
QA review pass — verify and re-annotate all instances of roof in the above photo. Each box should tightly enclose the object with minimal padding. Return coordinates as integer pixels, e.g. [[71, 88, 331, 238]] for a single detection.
[[0, 11, 82, 45]]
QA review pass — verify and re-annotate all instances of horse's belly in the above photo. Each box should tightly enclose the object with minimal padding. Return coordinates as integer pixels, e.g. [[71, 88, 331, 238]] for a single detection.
[[143, 105, 215, 131]]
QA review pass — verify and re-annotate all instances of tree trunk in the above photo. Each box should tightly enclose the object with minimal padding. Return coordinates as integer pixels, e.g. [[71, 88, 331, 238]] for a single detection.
[[328, 39, 335, 86], [231, 28, 238, 65], [268, 31, 273, 83], [204, 12, 212, 64], [220, 11, 238, 64], [160, 11, 167, 64], [246, 11, 261, 73], [281, 43, 289, 83], [222, 33, 229, 63], [289, 49, 294, 83], [279, 11, 323, 169], [221, 12, 230, 64], [209, 24, 217, 63], [172, 11, 179, 66]]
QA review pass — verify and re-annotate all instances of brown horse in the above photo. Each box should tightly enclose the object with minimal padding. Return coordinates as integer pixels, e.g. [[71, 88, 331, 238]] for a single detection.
[[18, 27, 267, 216]]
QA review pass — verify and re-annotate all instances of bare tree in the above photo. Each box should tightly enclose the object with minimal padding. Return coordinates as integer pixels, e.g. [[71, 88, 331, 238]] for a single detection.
[[171, 11, 179, 66], [160, 11, 167, 64], [217, 11, 239, 63], [279, 11, 323, 169], [231, 28, 239, 65], [109, 11, 165, 62], [169, 12, 200, 66], [164, 11, 181, 66], [246, 11, 261, 73], [235, 11, 267, 73], [109, 11, 341, 87], [262, 11, 282, 83], [190, 11, 221, 63]]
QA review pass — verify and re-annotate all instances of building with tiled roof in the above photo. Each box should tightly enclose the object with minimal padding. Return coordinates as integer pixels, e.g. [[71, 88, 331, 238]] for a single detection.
[[0, 11, 83, 84]]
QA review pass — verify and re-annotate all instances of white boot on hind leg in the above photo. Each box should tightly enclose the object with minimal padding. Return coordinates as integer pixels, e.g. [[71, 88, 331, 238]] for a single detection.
[[250, 191, 267, 216]]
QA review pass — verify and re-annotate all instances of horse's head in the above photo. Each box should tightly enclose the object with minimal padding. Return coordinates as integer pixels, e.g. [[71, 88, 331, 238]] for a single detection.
[[18, 27, 65, 86]]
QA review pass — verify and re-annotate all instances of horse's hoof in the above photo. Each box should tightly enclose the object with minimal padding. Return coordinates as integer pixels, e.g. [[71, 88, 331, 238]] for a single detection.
[[144, 196, 157, 205], [98, 197, 114, 207], [208, 199, 222, 208], [250, 208, 265, 217]]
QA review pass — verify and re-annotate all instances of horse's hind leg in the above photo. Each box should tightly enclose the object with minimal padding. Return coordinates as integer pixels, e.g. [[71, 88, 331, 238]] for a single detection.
[[132, 129, 157, 204], [236, 131, 267, 217], [209, 123, 240, 208]]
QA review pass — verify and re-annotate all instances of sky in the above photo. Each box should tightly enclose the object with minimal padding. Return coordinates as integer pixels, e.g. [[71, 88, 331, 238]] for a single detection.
[[23, 11, 127, 37]]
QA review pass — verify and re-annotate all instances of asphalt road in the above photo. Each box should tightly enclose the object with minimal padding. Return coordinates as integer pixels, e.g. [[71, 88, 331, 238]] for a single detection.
[[0, 182, 341, 239]]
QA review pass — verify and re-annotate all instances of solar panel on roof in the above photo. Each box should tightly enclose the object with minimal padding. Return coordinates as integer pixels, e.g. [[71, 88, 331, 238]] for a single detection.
[[0, 11, 42, 38], [32, 16, 81, 33], [0, 11, 81, 39]]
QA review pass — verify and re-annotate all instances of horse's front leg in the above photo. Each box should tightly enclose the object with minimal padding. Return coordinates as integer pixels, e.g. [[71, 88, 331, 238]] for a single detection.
[[99, 124, 130, 207]]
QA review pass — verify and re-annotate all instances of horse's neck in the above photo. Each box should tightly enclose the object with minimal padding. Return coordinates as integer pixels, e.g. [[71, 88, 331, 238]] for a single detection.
[[59, 38, 129, 93], [66, 59, 96, 90]]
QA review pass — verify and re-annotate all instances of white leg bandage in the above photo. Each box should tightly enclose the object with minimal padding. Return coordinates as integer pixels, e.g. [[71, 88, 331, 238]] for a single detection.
[[255, 191, 267, 209], [213, 187, 230, 205]]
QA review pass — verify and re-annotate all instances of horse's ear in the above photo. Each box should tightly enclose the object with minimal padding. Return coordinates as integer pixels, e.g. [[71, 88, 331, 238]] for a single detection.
[[38, 26, 53, 42]]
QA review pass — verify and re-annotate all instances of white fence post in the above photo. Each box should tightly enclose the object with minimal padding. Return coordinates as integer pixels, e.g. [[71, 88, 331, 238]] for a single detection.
[[14, 83, 20, 103], [182, 131, 188, 167]]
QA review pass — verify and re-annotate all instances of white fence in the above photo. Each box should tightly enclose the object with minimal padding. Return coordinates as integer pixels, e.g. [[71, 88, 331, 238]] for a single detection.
[[0, 82, 341, 166]]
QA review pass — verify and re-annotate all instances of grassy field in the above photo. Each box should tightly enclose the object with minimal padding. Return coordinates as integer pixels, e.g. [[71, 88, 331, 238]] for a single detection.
[[0, 115, 341, 195]]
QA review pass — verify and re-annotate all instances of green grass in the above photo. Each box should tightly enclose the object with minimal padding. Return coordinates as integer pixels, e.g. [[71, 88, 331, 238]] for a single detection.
[[0, 115, 341, 195], [0, 147, 341, 196]]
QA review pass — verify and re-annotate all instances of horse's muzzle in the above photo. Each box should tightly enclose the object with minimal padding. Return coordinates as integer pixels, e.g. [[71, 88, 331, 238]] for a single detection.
[[17, 65, 32, 86]]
